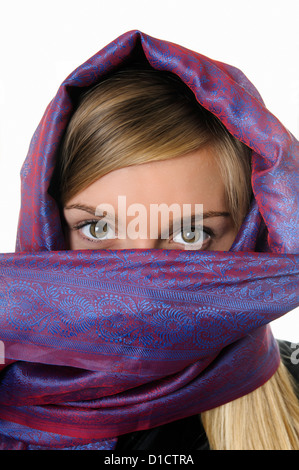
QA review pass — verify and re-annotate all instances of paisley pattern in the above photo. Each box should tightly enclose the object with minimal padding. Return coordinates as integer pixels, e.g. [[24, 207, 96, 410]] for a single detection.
[[0, 30, 298, 449], [1, 250, 297, 360]]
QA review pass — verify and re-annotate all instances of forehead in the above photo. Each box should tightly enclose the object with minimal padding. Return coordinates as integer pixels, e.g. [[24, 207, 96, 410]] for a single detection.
[[68, 147, 227, 210]]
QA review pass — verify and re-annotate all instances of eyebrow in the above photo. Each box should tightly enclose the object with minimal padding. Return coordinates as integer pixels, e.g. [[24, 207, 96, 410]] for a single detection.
[[64, 204, 229, 220], [161, 212, 230, 239]]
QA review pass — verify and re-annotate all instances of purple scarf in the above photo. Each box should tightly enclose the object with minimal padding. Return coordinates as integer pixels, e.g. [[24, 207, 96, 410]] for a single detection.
[[0, 30, 298, 450]]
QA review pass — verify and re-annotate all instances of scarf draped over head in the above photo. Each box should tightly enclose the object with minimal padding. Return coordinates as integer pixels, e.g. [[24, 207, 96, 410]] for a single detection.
[[0, 30, 298, 450]]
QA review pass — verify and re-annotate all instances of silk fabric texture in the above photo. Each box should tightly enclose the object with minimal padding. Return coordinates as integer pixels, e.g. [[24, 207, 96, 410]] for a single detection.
[[0, 30, 298, 450]]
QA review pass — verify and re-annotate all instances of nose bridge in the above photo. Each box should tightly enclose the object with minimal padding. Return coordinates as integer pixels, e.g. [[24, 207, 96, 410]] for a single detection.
[[120, 203, 161, 249], [121, 237, 159, 250]]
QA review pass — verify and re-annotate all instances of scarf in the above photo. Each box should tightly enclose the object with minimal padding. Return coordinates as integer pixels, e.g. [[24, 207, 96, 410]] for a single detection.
[[0, 30, 298, 450]]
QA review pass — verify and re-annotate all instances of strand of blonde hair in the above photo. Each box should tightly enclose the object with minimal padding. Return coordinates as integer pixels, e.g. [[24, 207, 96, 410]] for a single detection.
[[201, 361, 299, 450]]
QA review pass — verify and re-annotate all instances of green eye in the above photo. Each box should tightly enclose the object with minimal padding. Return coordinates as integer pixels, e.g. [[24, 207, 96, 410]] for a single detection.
[[173, 227, 210, 247], [81, 220, 115, 240], [181, 229, 201, 244]]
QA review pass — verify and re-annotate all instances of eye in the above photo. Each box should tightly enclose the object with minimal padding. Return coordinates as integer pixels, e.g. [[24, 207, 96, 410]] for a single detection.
[[173, 226, 211, 247], [80, 220, 115, 241]]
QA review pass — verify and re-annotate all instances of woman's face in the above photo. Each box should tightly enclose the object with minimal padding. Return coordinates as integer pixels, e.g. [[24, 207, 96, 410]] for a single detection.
[[63, 147, 239, 251]]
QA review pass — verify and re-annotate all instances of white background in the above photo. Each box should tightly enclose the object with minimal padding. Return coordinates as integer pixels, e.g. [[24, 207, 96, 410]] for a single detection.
[[0, 0, 298, 341]]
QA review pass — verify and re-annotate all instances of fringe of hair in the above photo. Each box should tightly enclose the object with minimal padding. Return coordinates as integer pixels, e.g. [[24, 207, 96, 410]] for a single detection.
[[53, 67, 252, 228]]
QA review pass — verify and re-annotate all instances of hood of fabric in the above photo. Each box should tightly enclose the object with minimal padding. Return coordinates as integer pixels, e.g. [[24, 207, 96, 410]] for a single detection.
[[0, 30, 297, 449], [16, 30, 298, 255]]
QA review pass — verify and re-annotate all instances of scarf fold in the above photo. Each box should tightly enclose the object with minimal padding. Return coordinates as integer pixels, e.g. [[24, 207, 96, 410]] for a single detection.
[[0, 30, 298, 449]]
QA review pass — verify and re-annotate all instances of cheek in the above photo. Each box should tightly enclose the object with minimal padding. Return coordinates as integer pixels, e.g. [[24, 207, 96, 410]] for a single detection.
[[214, 228, 238, 251], [63, 226, 76, 250]]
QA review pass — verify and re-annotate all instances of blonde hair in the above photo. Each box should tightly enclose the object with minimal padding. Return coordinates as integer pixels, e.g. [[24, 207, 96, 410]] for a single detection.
[[52, 66, 299, 450], [55, 67, 252, 228], [202, 361, 299, 450]]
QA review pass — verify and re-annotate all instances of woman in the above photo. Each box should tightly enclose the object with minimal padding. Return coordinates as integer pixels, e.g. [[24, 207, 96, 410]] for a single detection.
[[0, 30, 298, 450]]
